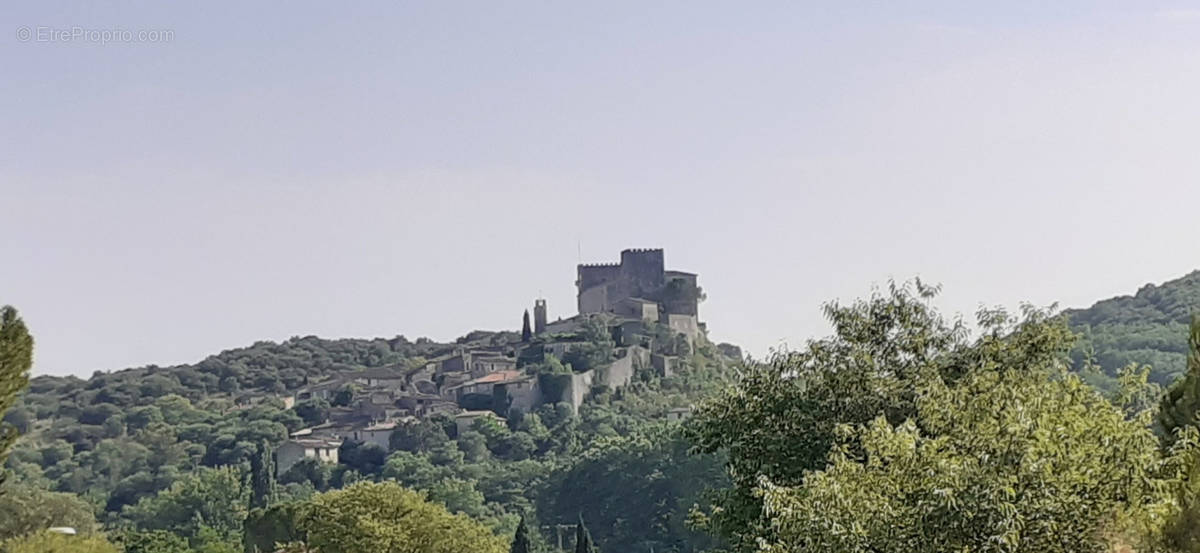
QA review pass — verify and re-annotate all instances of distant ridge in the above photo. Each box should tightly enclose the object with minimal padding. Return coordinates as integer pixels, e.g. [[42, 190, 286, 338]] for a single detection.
[[1065, 270, 1200, 387]]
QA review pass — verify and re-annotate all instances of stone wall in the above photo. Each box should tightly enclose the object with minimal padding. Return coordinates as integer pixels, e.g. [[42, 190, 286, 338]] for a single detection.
[[562, 370, 594, 412], [497, 377, 542, 415]]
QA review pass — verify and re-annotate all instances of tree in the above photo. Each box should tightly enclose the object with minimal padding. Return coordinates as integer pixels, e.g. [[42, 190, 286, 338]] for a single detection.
[[0, 306, 33, 489], [249, 441, 277, 510], [121, 466, 249, 544], [0, 484, 99, 540], [540, 425, 724, 553], [689, 283, 1086, 552], [574, 516, 597, 553], [243, 502, 307, 553], [510, 515, 532, 553], [1160, 315, 1200, 444], [279, 458, 331, 491], [389, 419, 450, 452], [119, 529, 191, 553], [0, 531, 121, 553], [292, 399, 330, 427], [330, 385, 355, 407], [297, 481, 507, 553], [522, 310, 533, 343], [755, 367, 1164, 553]]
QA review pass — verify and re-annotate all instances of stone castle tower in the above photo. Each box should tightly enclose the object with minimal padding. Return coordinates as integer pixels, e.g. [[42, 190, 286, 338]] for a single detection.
[[533, 299, 547, 334], [575, 248, 699, 317]]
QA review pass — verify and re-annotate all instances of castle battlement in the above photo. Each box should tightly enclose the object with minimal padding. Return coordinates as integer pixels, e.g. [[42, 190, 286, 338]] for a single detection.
[[576, 248, 699, 318]]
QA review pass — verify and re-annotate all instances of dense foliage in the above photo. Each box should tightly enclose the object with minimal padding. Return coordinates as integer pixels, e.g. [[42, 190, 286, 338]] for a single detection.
[[1160, 316, 1200, 444], [691, 282, 1197, 553], [1, 531, 121, 553], [1067, 271, 1200, 387], [0, 306, 33, 488], [299, 481, 508, 553]]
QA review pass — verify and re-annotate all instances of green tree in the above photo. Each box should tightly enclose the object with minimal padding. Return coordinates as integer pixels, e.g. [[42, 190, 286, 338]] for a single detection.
[[754, 367, 1164, 553], [1162, 426, 1200, 552], [0, 531, 121, 553], [0, 306, 33, 489], [121, 466, 249, 544], [297, 481, 507, 553], [1160, 315, 1200, 443], [389, 419, 450, 452], [509, 515, 531, 553], [279, 458, 331, 491], [249, 441, 277, 510], [689, 283, 1081, 552], [540, 425, 724, 552], [522, 310, 532, 343], [292, 399, 329, 427], [243, 502, 307, 553], [119, 529, 191, 553], [0, 484, 99, 540]]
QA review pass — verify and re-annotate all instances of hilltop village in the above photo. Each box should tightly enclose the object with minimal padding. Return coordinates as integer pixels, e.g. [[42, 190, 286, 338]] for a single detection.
[[274, 248, 710, 473]]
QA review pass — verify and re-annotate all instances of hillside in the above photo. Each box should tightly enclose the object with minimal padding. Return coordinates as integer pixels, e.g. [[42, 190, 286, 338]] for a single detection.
[[1066, 271, 1200, 387], [2, 319, 738, 552]]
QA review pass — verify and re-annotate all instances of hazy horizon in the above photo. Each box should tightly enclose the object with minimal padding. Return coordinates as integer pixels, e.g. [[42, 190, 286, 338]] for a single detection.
[[6, 1, 1200, 376]]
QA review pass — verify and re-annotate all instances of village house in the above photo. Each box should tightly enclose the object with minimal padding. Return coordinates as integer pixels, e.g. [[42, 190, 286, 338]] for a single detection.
[[351, 366, 410, 390], [275, 438, 342, 475], [446, 369, 523, 400], [350, 419, 409, 449]]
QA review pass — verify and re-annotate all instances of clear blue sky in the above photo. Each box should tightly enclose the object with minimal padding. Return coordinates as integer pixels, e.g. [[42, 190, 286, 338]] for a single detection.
[[5, 2, 1200, 376]]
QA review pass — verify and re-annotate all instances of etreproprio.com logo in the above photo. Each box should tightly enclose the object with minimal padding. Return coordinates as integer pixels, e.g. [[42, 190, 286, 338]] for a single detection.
[[16, 26, 174, 44]]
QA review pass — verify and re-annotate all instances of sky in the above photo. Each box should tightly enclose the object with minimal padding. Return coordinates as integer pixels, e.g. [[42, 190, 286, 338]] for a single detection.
[[4, 2, 1200, 376]]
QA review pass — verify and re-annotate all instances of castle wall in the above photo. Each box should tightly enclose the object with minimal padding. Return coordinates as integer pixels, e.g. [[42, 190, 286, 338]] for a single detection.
[[563, 370, 595, 412], [577, 264, 620, 292], [597, 345, 646, 389], [652, 353, 676, 377], [578, 283, 611, 314], [577, 249, 700, 317], [616, 298, 658, 321], [498, 378, 542, 415], [665, 313, 700, 342]]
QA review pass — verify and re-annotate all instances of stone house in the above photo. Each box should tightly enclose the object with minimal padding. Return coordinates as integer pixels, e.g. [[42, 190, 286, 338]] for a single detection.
[[351, 366, 409, 390], [350, 420, 403, 450], [275, 438, 341, 475], [447, 370, 523, 400], [493, 374, 541, 415]]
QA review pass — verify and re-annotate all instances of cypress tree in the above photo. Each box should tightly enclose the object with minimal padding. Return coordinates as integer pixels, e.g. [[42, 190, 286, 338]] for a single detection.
[[522, 310, 533, 343], [0, 306, 33, 489], [249, 441, 278, 509], [509, 515, 531, 553], [1159, 315, 1200, 444], [574, 515, 597, 553]]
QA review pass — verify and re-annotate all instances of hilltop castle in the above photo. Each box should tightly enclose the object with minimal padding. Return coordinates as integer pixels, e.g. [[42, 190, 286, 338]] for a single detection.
[[276, 247, 704, 475], [572, 248, 702, 338]]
